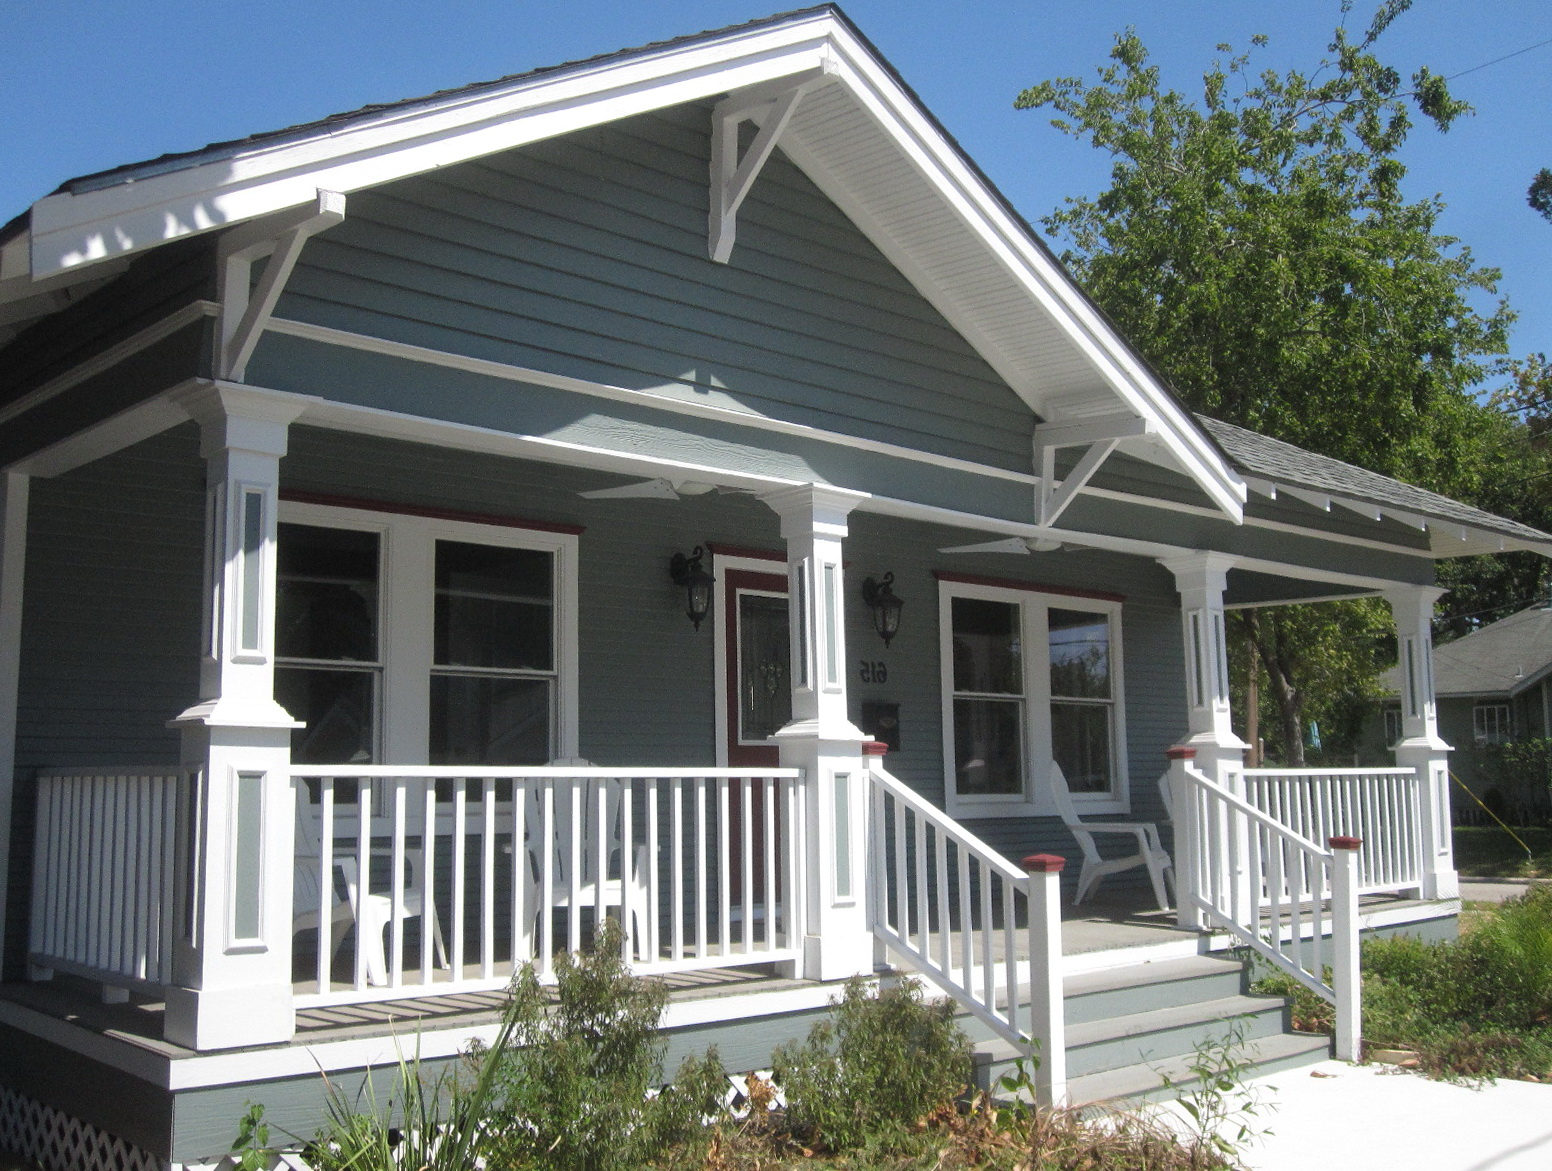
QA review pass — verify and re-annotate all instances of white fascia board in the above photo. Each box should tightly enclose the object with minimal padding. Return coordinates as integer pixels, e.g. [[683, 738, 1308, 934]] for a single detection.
[[27, 17, 840, 278], [25, 11, 1244, 526], [808, 26, 1245, 523]]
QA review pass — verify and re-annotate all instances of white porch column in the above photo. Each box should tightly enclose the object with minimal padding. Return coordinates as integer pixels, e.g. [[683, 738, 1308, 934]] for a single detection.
[[1161, 553, 1248, 786], [761, 484, 872, 982], [1385, 585, 1457, 899], [164, 385, 304, 1050], [0, 472, 28, 973]]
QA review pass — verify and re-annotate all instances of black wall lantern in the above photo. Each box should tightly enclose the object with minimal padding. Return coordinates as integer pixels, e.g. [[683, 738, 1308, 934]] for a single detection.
[[669, 546, 715, 630], [861, 573, 904, 647]]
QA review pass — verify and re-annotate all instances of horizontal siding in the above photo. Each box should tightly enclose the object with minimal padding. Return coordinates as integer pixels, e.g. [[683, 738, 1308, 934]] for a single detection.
[[0, 236, 212, 406], [7, 425, 204, 978], [272, 102, 1033, 472]]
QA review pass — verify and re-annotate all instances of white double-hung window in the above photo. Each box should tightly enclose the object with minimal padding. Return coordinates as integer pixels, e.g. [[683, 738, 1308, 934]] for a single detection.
[[275, 499, 578, 766], [939, 577, 1127, 816]]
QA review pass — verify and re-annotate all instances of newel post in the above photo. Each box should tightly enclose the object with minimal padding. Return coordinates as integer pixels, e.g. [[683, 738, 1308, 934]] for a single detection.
[[761, 483, 872, 982], [1384, 585, 1457, 900], [1329, 836, 1363, 1062], [1021, 853, 1067, 1107], [1164, 746, 1204, 930], [164, 385, 304, 1050]]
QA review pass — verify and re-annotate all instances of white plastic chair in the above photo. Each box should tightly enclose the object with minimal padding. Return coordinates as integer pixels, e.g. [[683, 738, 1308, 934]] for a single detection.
[[522, 768, 655, 959], [293, 801, 447, 986], [1048, 761, 1174, 911]]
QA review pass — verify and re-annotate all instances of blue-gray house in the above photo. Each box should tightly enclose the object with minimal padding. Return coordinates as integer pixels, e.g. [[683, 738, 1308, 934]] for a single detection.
[[0, 9, 1546, 1168]]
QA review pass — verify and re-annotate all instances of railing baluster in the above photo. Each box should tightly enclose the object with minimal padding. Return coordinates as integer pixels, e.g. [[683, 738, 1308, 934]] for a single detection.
[[934, 826, 951, 973], [319, 778, 335, 993], [392, 776, 409, 988], [648, 779, 661, 963], [956, 841, 973, 991], [512, 778, 530, 972], [541, 780, 556, 979], [913, 811, 928, 954], [621, 779, 635, 962], [670, 777, 684, 962], [567, 779, 582, 955], [481, 777, 496, 980], [762, 776, 776, 953], [716, 777, 731, 958], [978, 858, 995, 1017], [740, 776, 754, 954], [695, 776, 708, 961]]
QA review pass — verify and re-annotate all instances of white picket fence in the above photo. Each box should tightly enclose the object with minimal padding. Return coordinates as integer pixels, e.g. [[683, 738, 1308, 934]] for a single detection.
[[289, 766, 805, 1005], [29, 768, 195, 995], [1242, 766, 1424, 896]]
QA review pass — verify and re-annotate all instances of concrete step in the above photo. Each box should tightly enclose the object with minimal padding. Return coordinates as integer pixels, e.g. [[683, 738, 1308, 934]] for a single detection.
[[1065, 1030, 1330, 1106], [1064, 955, 1246, 1026], [1067, 992, 1291, 1077]]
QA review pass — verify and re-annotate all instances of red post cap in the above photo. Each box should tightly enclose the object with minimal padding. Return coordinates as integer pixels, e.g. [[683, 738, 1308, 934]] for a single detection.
[[861, 740, 889, 756], [1021, 853, 1066, 873], [1164, 746, 1197, 761], [1329, 835, 1363, 851]]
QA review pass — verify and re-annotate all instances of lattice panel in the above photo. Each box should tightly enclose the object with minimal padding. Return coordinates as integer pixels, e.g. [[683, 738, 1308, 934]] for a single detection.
[[0, 1085, 165, 1171]]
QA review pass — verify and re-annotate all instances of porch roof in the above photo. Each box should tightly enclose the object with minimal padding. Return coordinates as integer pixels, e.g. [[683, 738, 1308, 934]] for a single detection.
[[1200, 416, 1552, 558]]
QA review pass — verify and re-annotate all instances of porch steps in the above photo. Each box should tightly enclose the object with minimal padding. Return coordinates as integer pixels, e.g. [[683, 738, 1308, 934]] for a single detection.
[[967, 953, 1329, 1104]]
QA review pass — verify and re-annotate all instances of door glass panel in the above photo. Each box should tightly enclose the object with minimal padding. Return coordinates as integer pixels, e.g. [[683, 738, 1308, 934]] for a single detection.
[[952, 598, 1021, 694], [435, 541, 553, 670], [953, 697, 1023, 795], [1049, 608, 1110, 699], [430, 676, 553, 765], [739, 593, 790, 743]]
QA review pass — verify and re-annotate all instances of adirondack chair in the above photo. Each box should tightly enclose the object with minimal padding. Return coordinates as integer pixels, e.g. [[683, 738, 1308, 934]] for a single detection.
[[293, 800, 448, 986], [521, 767, 655, 959], [1048, 761, 1174, 912]]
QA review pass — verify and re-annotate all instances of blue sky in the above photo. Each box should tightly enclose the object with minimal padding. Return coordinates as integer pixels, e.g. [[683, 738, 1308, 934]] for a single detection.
[[5, 1, 1549, 373]]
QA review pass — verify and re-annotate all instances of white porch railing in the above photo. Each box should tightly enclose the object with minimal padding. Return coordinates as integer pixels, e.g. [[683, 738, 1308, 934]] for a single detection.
[[1242, 767, 1424, 896], [29, 768, 195, 997], [290, 766, 805, 1006], [1170, 755, 1361, 1059], [867, 757, 1066, 1104]]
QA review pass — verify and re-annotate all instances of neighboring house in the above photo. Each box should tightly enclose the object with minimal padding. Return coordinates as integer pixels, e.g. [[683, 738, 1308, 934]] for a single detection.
[[1370, 601, 1552, 817], [0, 8, 1547, 1168]]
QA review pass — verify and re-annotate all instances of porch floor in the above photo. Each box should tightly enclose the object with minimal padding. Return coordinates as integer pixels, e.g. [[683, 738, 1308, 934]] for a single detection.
[[0, 891, 1448, 1062]]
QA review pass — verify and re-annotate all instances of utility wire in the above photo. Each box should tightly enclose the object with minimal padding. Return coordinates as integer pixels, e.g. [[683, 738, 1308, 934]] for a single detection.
[[1445, 36, 1552, 82]]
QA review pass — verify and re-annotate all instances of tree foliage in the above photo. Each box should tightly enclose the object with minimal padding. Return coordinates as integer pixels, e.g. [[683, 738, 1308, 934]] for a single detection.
[[1015, 1, 1521, 760]]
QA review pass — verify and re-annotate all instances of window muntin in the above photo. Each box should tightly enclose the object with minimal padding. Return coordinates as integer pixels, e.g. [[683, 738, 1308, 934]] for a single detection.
[[275, 503, 577, 767], [951, 598, 1025, 795], [942, 583, 1125, 813], [1473, 702, 1512, 746], [276, 523, 382, 764]]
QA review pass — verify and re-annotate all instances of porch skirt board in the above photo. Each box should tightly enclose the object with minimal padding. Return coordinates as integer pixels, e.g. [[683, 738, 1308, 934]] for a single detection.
[[0, 1085, 318, 1171]]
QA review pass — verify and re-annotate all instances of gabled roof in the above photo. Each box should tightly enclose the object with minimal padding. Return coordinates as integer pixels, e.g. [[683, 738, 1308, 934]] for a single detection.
[[1200, 417, 1552, 558], [0, 5, 1246, 521], [1382, 603, 1552, 699]]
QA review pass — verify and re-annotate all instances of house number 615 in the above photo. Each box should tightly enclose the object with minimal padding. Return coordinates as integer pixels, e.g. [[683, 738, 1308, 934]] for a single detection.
[[859, 660, 888, 684]]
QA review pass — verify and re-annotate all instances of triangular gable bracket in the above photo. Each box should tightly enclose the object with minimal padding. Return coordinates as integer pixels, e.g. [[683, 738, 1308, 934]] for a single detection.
[[1033, 413, 1151, 528], [709, 67, 835, 263]]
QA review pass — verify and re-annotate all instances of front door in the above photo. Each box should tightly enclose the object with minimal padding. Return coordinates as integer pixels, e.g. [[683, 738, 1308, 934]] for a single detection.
[[723, 569, 790, 766]]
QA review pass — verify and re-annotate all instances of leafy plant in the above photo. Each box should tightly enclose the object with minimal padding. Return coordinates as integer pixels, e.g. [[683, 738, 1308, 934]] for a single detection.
[[773, 975, 971, 1152], [485, 918, 728, 1171], [1158, 1017, 1274, 1161], [229, 1103, 270, 1171]]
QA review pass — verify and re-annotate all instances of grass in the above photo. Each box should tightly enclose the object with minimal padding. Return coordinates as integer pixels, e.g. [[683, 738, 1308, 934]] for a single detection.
[[1452, 826, 1552, 879], [1256, 883, 1552, 1082]]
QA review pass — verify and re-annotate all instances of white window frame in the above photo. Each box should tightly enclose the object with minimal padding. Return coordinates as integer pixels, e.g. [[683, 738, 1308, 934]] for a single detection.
[[278, 500, 579, 764], [938, 579, 1129, 818], [1473, 701, 1512, 747]]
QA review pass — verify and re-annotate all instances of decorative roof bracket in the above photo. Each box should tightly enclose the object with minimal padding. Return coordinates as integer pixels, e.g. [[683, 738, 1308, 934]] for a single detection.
[[708, 67, 833, 264], [1033, 413, 1151, 527], [217, 189, 345, 381]]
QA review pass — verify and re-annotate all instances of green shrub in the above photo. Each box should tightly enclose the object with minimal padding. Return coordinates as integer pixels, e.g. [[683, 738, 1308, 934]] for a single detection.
[[773, 975, 971, 1152], [486, 920, 728, 1171]]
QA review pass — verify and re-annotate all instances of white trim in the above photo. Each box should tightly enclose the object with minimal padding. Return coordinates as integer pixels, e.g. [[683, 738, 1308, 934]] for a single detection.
[[263, 315, 1043, 488], [278, 499, 580, 764], [938, 578, 1129, 819], [712, 553, 790, 766], [21, 11, 1245, 522], [1224, 590, 1382, 610], [0, 301, 213, 431]]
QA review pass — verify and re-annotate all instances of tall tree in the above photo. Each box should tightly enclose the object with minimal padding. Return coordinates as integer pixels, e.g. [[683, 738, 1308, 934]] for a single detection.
[[1015, 1, 1515, 761]]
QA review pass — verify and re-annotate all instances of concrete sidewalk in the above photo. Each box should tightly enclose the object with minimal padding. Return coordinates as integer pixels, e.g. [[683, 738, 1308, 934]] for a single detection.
[[1181, 1059, 1552, 1170]]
